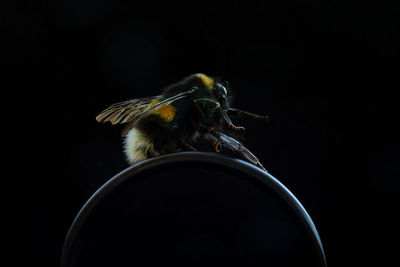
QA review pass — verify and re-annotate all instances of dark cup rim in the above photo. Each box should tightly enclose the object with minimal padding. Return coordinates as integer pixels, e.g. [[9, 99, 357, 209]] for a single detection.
[[61, 152, 327, 267]]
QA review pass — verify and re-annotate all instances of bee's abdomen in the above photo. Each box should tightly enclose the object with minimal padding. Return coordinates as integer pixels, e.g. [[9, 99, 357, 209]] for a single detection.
[[123, 127, 159, 164]]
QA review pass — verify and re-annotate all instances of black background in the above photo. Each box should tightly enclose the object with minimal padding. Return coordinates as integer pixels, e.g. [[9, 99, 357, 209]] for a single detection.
[[3, 0, 399, 266]]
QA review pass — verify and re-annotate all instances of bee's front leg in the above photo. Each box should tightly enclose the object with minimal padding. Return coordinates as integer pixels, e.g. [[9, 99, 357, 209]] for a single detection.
[[227, 108, 269, 122], [219, 108, 245, 131], [228, 123, 246, 131]]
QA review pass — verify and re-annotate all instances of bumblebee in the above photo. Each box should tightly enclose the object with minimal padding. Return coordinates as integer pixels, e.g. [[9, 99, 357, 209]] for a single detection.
[[96, 73, 268, 171]]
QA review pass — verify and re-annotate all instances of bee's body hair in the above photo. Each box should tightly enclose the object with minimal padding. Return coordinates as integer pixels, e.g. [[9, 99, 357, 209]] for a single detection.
[[124, 111, 205, 163], [123, 127, 158, 164], [97, 73, 267, 171]]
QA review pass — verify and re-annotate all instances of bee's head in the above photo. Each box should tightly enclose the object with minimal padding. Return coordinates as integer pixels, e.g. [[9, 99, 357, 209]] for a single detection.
[[213, 82, 230, 110], [187, 73, 230, 108], [183, 73, 231, 128]]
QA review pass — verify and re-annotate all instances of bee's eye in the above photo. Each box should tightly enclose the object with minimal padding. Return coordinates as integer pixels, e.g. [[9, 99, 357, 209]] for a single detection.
[[222, 86, 227, 96], [217, 84, 227, 96]]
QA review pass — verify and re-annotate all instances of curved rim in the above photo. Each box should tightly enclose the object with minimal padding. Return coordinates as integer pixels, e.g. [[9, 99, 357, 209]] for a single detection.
[[61, 152, 327, 267]]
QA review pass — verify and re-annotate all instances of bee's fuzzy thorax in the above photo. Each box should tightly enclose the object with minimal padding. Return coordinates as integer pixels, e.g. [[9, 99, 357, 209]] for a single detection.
[[123, 127, 159, 163], [194, 73, 214, 90]]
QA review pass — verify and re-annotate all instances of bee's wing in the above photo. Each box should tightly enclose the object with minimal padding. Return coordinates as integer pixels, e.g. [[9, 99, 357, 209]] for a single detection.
[[134, 89, 195, 119], [96, 95, 164, 125], [98, 89, 196, 136], [119, 89, 196, 136]]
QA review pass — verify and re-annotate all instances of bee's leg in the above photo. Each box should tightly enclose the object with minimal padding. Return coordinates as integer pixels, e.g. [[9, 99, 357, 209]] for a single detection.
[[227, 108, 269, 122], [207, 134, 223, 152], [182, 143, 197, 151], [229, 123, 246, 131], [219, 108, 246, 131], [211, 131, 267, 172]]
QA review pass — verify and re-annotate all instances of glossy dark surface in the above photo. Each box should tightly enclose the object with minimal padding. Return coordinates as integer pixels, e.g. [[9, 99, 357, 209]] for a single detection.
[[61, 152, 326, 267]]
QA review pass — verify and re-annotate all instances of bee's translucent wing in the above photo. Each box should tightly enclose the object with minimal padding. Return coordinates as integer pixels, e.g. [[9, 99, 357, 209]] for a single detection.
[[120, 89, 197, 136], [97, 89, 196, 137], [96, 95, 164, 125]]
